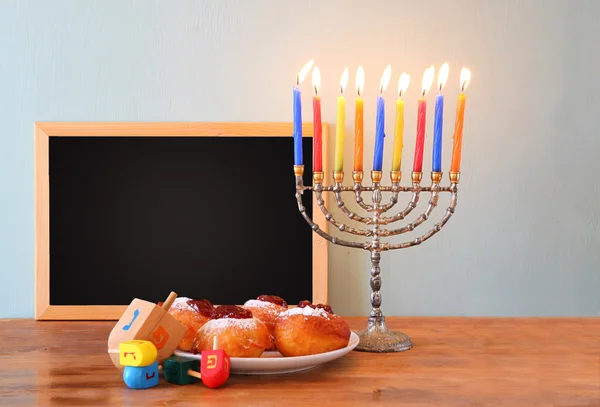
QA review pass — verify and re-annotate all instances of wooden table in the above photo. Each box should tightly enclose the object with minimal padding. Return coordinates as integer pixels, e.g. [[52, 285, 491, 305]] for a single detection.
[[1, 317, 599, 406]]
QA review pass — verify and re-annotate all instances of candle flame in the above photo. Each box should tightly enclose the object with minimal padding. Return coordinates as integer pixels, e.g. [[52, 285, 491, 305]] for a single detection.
[[297, 59, 314, 85], [398, 72, 410, 98], [421, 65, 435, 97], [356, 65, 364, 96], [437, 63, 449, 92], [460, 67, 471, 92], [380, 64, 391, 93], [340, 67, 349, 94], [312, 66, 321, 95]]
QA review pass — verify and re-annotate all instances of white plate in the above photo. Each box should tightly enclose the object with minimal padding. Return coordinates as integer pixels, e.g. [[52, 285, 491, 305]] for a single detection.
[[173, 332, 359, 375]]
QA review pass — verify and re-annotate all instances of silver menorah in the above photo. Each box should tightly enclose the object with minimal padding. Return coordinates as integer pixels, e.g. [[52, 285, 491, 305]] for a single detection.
[[294, 166, 460, 353]]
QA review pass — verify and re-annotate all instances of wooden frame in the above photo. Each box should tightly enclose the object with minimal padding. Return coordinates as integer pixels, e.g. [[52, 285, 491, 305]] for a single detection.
[[34, 122, 329, 320]]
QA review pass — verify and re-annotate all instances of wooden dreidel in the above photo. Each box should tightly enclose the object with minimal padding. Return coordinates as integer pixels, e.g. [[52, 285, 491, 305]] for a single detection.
[[200, 337, 230, 389], [107, 291, 187, 369], [123, 362, 160, 389], [119, 340, 157, 367], [162, 356, 202, 385]]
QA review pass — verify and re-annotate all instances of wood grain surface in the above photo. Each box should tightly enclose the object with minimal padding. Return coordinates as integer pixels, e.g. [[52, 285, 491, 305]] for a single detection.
[[1, 318, 598, 406]]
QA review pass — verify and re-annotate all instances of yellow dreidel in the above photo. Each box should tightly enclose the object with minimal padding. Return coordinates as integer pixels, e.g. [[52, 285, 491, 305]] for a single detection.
[[107, 291, 187, 370], [119, 340, 158, 367]]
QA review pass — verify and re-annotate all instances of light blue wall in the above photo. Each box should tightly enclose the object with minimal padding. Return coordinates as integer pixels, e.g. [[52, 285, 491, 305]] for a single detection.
[[1, 0, 599, 318]]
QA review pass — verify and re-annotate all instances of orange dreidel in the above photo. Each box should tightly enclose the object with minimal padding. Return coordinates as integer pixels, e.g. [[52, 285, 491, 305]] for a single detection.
[[200, 336, 230, 388], [107, 291, 187, 369]]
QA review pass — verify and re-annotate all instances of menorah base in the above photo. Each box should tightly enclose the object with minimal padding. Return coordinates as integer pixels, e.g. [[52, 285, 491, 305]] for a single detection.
[[354, 316, 413, 353]]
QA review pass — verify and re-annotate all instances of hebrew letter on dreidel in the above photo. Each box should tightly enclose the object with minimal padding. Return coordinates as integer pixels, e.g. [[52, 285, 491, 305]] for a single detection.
[[122, 309, 139, 331], [149, 326, 169, 350]]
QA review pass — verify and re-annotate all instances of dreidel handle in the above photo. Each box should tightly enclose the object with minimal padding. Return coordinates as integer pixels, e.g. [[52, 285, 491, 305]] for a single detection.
[[161, 291, 178, 311], [188, 369, 202, 379]]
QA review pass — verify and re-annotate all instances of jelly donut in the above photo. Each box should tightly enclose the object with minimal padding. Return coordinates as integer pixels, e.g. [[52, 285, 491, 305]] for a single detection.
[[274, 301, 351, 357], [243, 295, 288, 348], [164, 297, 215, 352], [192, 305, 272, 358]]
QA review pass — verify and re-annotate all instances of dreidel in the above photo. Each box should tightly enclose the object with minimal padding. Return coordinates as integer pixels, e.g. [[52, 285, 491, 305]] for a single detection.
[[107, 291, 187, 369], [162, 356, 202, 385], [123, 362, 160, 389], [200, 336, 230, 389], [113, 340, 160, 389], [118, 340, 158, 367]]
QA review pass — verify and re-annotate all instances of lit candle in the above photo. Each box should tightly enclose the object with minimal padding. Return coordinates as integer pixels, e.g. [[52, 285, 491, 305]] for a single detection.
[[432, 63, 449, 173], [334, 68, 349, 173], [293, 59, 314, 166], [353, 66, 365, 173], [391, 72, 410, 172], [373, 65, 391, 172], [450, 68, 472, 173], [312, 67, 323, 173], [412, 65, 435, 173]]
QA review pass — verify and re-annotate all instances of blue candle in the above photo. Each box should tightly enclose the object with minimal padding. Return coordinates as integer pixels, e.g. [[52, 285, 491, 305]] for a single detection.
[[293, 86, 303, 166], [373, 65, 391, 172], [373, 95, 385, 171], [432, 93, 444, 172], [432, 63, 449, 173]]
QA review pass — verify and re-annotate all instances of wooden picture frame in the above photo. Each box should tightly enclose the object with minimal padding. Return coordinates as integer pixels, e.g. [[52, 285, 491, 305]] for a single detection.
[[34, 122, 329, 320]]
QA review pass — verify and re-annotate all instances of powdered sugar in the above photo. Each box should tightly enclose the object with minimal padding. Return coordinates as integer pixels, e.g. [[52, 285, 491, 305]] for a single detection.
[[281, 306, 331, 319], [244, 299, 284, 311], [170, 297, 196, 312], [203, 317, 261, 331]]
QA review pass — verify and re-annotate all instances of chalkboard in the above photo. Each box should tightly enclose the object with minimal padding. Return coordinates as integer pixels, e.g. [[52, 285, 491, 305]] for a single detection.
[[35, 122, 329, 320]]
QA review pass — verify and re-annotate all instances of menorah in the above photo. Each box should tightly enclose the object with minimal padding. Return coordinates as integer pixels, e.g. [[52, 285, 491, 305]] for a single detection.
[[293, 166, 460, 353]]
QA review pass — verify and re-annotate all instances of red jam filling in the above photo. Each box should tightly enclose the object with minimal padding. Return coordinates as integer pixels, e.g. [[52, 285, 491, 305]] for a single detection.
[[211, 305, 253, 319], [186, 299, 214, 318], [297, 300, 333, 314], [257, 294, 288, 308]]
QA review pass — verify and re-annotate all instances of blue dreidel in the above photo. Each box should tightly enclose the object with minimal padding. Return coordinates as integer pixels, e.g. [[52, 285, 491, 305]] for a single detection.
[[123, 362, 159, 389]]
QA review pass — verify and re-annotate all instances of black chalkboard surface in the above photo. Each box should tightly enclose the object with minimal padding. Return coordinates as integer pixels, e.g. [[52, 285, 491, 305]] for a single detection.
[[48, 136, 314, 307]]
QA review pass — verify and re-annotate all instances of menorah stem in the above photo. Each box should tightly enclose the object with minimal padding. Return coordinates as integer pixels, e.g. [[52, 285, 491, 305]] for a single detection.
[[369, 250, 383, 318], [354, 171, 414, 353]]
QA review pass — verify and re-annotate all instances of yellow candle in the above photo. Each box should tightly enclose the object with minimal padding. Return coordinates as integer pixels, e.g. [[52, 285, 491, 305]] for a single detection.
[[334, 95, 346, 172], [391, 99, 404, 172], [392, 73, 410, 172], [334, 68, 349, 173]]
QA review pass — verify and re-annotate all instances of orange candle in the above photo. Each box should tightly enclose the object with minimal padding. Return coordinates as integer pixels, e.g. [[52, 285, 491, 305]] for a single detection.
[[450, 68, 471, 173], [353, 66, 365, 172]]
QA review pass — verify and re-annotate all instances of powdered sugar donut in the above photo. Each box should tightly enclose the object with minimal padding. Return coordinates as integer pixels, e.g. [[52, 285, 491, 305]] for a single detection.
[[274, 301, 351, 357], [164, 297, 214, 352], [243, 295, 288, 349], [192, 305, 272, 358]]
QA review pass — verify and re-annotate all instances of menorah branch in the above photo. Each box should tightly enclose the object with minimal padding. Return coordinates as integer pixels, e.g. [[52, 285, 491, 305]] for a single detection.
[[377, 177, 442, 237], [295, 172, 366, 249], [382, 182, 458, 251]]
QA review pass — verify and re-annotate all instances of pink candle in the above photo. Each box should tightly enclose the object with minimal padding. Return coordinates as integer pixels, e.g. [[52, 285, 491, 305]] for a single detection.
[[412, 66, 435, 174], [312, 67, 323, 172], [413, 99, 426, 172], [313, 95, 322, 172]]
